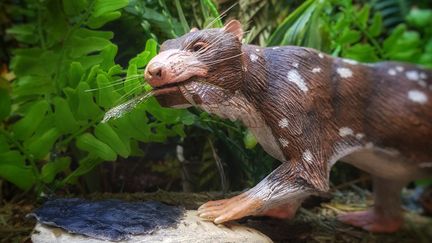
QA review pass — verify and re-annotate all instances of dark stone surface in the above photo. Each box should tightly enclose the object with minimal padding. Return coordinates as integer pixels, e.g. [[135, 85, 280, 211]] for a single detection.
[[27, 198, 185, 241]]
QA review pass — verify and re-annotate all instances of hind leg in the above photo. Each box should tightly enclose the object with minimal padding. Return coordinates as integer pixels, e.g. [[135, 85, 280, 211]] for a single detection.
[[338, 176, 405, 233]]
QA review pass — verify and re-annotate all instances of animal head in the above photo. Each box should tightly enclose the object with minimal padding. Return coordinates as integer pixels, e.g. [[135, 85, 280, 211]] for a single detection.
[[144, 20, 245, 108]]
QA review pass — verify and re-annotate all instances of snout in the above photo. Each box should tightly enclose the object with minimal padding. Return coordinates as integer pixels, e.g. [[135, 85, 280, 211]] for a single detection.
[[144, 62, 166, 86], [144, 49, 208, 89]]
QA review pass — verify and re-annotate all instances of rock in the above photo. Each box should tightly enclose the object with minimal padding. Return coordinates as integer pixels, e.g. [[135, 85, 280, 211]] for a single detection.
[[31, 210, 272, 243]]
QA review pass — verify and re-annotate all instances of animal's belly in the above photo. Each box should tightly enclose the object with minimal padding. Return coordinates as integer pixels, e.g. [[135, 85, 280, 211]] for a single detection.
[[340, 147, 430, 180]]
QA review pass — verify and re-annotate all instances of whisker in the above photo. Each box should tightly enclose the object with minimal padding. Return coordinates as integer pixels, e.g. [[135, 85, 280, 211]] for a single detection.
[[204, 2, 238, 29]]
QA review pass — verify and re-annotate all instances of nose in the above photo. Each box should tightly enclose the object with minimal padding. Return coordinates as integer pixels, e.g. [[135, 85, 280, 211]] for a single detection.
[[145, 62, 164, 83]]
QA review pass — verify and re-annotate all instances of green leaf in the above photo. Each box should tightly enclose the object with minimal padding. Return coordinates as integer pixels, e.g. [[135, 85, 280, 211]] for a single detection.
[[87, 12, 122, 29], [94, 123, 130, 157], [344, 44, 379, 62], [96, 73, 121, 108], [41, 157, 71, 183], [63, 0, 88, 16], [0, 164, 35, 190], [76, 133, 117, 161], [92, 0, 129, 18], [0, 88, 11, 121], [13, 76, 55, 97], [27, 128, 61, 159], [124, 63, 142, 95], [368, 13, 382, 37], [68, 62, 84, 88], [6, 24, 37, 44], [0, 150, 25, 165], [356, 5, 370, 29], [67, 36, 111, 58], [406, 8, 432, 28], [243, 129, 257, 149], [53, 97, 79, 133], [76, 82, 102, 120], [339, 29, 361, 45], [12, 100, 50, 140]]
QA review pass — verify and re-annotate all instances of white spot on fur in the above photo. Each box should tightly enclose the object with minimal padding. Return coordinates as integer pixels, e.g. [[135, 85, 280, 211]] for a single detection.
[[318, 53, 324, 58], [278, 118, 289, 128], [272, 47, 279, 50], [419, 80, 427, 88], [255, 48, 260, 52], [292, 62, 299, 68], [419, 162, 432, 168], [339, 127, 354, 137], [337, 67, 353, 78], [406, 70, 419, 80], [312, 67, 321, 73], [408, 90, 428, 103], [420, 72, 427, 79], [396, 66, 404, 72], [388, 69, 397, 76], [287, 69, 308, 93], [279, 138, 289, 147], [342, 59, 358, 65], [250, 53, 258, 62], [355, 133, 365, 139], [365, 142, 374, 149], [303, 150, 313, 163]]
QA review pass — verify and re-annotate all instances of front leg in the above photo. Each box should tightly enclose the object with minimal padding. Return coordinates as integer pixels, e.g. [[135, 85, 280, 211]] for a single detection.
[[197, 161, 320, 224]]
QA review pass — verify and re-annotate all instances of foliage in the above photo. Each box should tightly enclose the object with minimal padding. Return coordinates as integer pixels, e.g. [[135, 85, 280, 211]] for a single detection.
[[1, 0, 432, 196], [1, 0, 194, 193]]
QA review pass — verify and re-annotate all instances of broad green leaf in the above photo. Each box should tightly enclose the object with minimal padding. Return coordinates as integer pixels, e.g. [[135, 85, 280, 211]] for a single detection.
[[53, 97, 79, 133], [13, 76, 55, 97], [344, 44, 378, 62], [0, 164, 35, 190], [41, 157, 71, 183], [76, 133, 117, 161], [76, 82, 102, 121], [96, 73, 121, 108], [339, 29, 361, 45], [124, 63, 142, 95], [87, 12, 122, 29], [356, 5, 370, 29], [267, 0, 315, 46], [27, 128, 61, 159], [63, 0, 88, 16], [0, 150, 25, 165], [100, 44, 118, 69], [12, 100, 50, 140], [368, 13, 382, 37], [92, 0, 129, 18], [94, 123, 130, 157], [0, 135, 9, 153], [6, 24, 37, 44], [11, 49, 59, 76], [68, 62, 84, 88], [0, 88, 11, 121], [406, 8, 432, 28], [66, 36, 111, 58]]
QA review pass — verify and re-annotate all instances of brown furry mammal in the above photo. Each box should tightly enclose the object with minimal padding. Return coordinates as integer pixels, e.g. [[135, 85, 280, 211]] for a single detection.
[[144, 20, 432, 233]]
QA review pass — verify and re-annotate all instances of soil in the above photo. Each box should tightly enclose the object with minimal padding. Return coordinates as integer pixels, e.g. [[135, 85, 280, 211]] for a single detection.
[[1, 190, 431, 243]]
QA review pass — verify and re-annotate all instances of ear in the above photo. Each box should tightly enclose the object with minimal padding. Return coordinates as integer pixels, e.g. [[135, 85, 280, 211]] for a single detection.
[[223, 19, 243, 42], [190, 27, 199, 33]]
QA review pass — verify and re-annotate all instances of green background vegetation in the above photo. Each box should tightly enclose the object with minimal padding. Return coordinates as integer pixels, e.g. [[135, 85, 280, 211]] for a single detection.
[[0, 0, 431, 198]]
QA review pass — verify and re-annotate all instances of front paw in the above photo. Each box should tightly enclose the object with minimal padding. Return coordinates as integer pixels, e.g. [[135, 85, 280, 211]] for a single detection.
[[197, 192, 264, 224]]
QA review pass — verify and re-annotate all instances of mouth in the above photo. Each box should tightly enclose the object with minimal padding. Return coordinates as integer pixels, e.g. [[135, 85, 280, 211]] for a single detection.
[[151, 77, 197, 107]]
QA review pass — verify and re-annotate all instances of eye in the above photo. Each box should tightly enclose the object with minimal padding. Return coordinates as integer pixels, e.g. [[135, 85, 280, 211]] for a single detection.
[[192, 42, 207, 52]]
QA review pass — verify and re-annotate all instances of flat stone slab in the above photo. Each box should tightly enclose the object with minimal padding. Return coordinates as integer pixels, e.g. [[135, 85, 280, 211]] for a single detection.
[[31, 211, 272, 243]]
